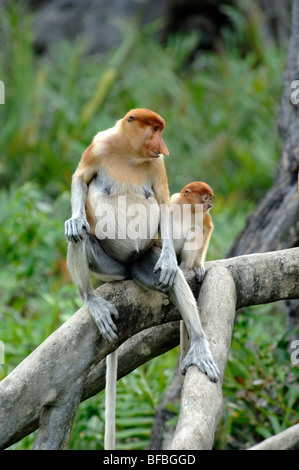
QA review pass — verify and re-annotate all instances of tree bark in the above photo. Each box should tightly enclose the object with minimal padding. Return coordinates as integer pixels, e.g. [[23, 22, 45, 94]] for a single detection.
[[0, 248, 298, 450], [169, 266, 236, 450]]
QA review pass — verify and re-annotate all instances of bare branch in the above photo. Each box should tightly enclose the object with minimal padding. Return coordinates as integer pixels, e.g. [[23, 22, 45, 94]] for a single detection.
[[0, 248, 298, 449], [248, 423, 299, 450], [82, 321, 180, 402]]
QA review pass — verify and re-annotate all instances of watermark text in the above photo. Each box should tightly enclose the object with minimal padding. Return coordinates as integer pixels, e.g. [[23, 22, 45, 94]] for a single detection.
[[290, 80, 299, 105], [94, 198, 204, 251], [290, 339, 299, 365]]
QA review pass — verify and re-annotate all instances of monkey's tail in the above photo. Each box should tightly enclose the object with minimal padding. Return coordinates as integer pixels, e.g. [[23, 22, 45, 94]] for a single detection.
[[104, 350, 118, 450]]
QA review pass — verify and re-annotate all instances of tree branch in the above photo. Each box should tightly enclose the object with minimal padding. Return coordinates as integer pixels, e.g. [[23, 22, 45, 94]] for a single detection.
[[169, 266, 236, 450], [248, 423, 299, 450], [0, 248, 298, 449]]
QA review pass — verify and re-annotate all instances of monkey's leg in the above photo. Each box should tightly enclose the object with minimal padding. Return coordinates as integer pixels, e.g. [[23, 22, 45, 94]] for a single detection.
[[67, 235, 128, 342], [179, 320, 189, 384], [131, 248, 219, 383], [169, 269, 219, 382]]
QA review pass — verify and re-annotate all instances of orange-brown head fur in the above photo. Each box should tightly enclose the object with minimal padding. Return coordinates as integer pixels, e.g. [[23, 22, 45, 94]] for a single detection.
[[120, 108, 169, 160], [75, 108, 169, 195], [180, 181, 214, 212], [124, 108, 166, 129]]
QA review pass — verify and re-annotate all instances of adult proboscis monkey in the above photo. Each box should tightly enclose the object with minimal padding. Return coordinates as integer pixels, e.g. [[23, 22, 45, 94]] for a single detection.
[[65, 109, 219, 448]]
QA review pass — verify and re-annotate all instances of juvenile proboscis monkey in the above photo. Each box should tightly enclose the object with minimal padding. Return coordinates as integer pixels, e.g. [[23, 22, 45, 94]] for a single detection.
[[65, 109, 219, 449], [170, 181, 214, 280], [170, 181, 214, 372]]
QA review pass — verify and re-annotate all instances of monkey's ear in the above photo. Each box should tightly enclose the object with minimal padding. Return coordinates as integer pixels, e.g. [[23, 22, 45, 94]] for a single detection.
[[184, 189, 191, 197], [128, 116, 136, 122]]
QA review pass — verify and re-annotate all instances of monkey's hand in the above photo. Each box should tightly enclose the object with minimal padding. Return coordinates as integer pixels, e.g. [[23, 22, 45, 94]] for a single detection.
[[193, 265, 205, 283], [65, 216, 90, 243], [154, 248, 178, 288]]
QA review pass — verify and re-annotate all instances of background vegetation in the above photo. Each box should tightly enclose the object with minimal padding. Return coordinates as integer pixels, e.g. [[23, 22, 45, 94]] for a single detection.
[[0, 3, 298, 450]]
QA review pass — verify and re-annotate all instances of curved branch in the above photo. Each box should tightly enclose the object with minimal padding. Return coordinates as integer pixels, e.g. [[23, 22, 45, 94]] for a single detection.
[[248, 423, 299, 450], [82, 321, 180, 402], [0, 248, 298, 449]]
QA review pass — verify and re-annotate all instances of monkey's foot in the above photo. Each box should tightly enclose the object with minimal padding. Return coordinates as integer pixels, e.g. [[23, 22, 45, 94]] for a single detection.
[[180, 339, 219, 383], [85, 295, 119, 343], [193, 266, 205, 283]]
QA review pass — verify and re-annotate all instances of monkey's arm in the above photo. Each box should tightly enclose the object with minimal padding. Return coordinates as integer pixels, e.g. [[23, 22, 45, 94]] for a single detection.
[[179, 229, 201, 269], [152, 161, 178, 287], [193, 215, 213, 281], [65, 146, 98, 242], [154, 205, 178, 288], [65, 175, 90, 243], [65, 166, 123, 342]]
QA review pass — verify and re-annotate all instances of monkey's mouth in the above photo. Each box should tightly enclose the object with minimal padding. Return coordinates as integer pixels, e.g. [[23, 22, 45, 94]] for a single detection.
[[148, 150, 161, 158]]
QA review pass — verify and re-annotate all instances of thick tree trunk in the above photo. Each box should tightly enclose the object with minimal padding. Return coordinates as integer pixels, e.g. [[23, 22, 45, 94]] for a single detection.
[[228, 0, 299, 256], [228, 0, 299, 354]]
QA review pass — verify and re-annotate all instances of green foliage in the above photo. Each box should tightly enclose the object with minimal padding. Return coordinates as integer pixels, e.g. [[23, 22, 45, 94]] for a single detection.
[[0, 184, 78, 378], [68, 350, 177, 450], [216, 306, 299, 449], [0, 4, 282, 201], [1, 2, 297, 451]]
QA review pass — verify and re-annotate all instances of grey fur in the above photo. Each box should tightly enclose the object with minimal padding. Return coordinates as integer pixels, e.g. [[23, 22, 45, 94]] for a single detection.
[[65, 174, 219, 380], [65, 168, 219, 451]]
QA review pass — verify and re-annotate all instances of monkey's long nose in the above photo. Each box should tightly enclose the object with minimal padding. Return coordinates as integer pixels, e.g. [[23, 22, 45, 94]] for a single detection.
[[160, 139, 169, 156]]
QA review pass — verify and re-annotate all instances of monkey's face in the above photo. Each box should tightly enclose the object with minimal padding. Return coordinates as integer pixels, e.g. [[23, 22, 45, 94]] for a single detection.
[[146, 126, 169, 158], [181, 183, 214, 212], [185, 191, 213, 211], [201, 193, 213, 212], [128, 123, 169, 160], [123, 109, 169, 161]]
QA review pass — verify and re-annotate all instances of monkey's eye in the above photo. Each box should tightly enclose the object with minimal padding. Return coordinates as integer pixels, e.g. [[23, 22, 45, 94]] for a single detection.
[[128, 116, 136, 122], [153, 126, 159, 131]]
